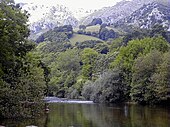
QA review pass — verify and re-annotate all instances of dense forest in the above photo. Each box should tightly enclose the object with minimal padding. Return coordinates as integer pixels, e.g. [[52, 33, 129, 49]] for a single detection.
[[0, 0, 46, 118], [0, 0, 170, 119]]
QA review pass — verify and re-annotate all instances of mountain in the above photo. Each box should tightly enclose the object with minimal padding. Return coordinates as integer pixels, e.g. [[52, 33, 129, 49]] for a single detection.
[[20, 0, 169, 37], [114, 1, 170, 30], [80, 0, 155, 25], [21, 3, 78, 33], [19, 3, 97, 34], [72, 8, 96, 21]]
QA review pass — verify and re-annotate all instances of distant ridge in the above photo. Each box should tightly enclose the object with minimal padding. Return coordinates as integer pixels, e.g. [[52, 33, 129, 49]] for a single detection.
[[80, 0, 155, 25], [114, 1, 170, 30], [20, 3, 78, 33]]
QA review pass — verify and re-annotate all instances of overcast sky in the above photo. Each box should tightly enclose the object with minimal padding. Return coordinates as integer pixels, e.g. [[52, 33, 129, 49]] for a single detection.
[[14, 0, 123, 10]]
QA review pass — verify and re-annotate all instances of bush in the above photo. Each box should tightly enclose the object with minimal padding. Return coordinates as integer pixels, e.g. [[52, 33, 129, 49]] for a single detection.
[[82, 81, 94, 100], [82, 69, 127, 103]]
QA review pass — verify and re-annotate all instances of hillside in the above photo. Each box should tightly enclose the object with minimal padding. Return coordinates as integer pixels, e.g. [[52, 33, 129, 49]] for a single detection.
[[19, 0, 157, 34], [85, 25, 124, 35], [21, 3, 78, 33], [80, 0, 155, 25], [74, 25, 112, 32], [19, 0, 169, 36], [115, 1, 170, 30], [69, 34, 104, 45], [19, 2, 98, 34]]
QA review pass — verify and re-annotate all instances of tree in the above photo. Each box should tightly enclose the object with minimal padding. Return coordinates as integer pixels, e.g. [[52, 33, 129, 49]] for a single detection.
[[99, 27, 116, 40], [89, 69, 126, 103], [0, 1, 30, 78], [79, 25, 86, 30], [86, 31, 92, 36], [0, 2, 45, 118], [111, 37, 169, 73], [149, 24, 168, 40], [88, 18, 102, 26], [122, 24, 169, 45], [47, 49, 81, 97], [82, 81, 94, 100], [39, 61, 50, 96], [111, 37, 169, 100], [0, 52, 46, 118], [151, 51, 170, 103], [131, 50, 162, 104], [131, 50, 170, 104], [81, 48, 98, 80]]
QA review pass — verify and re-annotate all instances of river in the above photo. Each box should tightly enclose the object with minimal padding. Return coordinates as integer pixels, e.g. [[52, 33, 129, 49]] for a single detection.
[[0, 99, 170, 127]]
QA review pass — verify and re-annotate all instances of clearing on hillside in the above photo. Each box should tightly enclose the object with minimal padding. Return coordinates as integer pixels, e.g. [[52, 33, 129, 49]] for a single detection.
[[74, 25, 124, 35], [69, 34, 104, 45]]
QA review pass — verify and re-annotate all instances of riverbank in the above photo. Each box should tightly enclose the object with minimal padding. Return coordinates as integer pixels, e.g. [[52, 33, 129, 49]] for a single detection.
[[43, 97, 94, 104]]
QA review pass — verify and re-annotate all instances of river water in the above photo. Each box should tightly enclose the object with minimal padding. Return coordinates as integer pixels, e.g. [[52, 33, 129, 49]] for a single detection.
[[0, 101, 170, 127]]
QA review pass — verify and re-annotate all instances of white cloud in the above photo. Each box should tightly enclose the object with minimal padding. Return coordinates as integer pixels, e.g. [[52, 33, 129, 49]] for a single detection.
[[15, 0, 122, 10]]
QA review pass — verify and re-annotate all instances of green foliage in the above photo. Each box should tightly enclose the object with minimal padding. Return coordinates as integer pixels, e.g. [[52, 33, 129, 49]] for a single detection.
[[47, 49, 81, 97], [0, 2, 46, 118], [36, 41, 72, 54], [0, 53, 46, 118], [57, 49, 81, 72], [94, 54, 113, 76], [81, 48, 98, 80], [69, 34, 104, 46], [131, 50, 162, 104], [99, 27, 116, 41], [82, 81, 94, 100], [150, 24, 168, 40], [111, 37, 169, 71], [88, 18, 103, 26], [131, 50, 170, 104], [94, 43, 109, 54], [36, 25, 73, 43], [79, 25, 86, 30], [77, 29, 86, 34], [110, 36, 169, 101], [0, 2, 30, 77], [76, 24, 118, 41], [151, 51, 170, 102], [122, 25, 169, 44], [110, 37, 124, 50], [36, 31, 68, 43], [82, 69, 126, 103], [75, 40, 103, 49]]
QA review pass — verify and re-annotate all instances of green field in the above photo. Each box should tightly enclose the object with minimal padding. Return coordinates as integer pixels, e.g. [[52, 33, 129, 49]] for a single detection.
[[74, 25, 125, 35], [69, 34, 104, 45], [85, 25, 101, 32], [74, 25, 105, 33]]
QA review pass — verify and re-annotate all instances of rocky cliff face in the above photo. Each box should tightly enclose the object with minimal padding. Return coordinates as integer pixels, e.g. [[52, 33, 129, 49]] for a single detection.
[[20, 0, 169, 34], [19, 2, 98, 33], [80, 0, 155, 25], [21, 3, 78, 33], [115, 1, 170, 30]]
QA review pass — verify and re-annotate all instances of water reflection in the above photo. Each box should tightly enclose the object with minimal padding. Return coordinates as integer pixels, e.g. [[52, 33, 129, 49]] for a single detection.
[[1, 103, 170, 127]]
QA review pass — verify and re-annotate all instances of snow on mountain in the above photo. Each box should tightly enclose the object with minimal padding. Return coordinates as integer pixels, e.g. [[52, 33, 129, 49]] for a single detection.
[[20, 3, 73, 33], [19, 0, 169, 34], [115, 1, 170, 30], [72, 8, 96, 20], [80, 0, 155, 25]]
